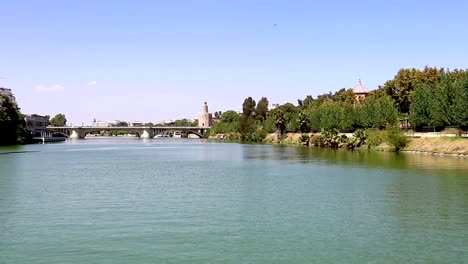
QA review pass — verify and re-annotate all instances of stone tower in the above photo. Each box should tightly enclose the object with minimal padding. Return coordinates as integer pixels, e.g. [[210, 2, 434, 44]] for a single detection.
[[198, 102, 213, 127]]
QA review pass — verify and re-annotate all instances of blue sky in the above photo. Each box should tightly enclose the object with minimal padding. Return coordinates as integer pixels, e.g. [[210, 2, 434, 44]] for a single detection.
[[1, 0, 467, 125]]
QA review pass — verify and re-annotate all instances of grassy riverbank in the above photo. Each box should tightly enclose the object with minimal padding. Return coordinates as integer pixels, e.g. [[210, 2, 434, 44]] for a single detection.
[[402, 137, 468, 155], [234, 131, 468, 156]]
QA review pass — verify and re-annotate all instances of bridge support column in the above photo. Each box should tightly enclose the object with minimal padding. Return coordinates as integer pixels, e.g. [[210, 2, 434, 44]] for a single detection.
[[140, 128, 154, 139], [69, 128, 86, 139]]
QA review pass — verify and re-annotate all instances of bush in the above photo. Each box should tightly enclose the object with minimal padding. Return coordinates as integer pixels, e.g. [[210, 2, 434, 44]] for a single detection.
[[364, 128, 386, 147], [316, 128, 348, 148], [348, 129, 366, 150], [386, 126, 410, 151], [298, 134, 310, 146], [242, 131, 267, 142]]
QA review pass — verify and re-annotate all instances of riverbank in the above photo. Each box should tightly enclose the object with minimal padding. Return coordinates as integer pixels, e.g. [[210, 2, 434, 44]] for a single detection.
[[402, 137, 468, 156], [213, 132, 468, 157]]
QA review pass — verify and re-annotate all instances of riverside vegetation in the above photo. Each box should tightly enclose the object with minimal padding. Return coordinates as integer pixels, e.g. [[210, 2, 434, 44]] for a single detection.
[[0, 91, 68, 146], [208, 67, 468, 153]]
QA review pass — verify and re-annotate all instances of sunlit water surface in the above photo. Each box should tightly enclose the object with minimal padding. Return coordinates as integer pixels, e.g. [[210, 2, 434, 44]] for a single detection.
[[0, 137, 466, 263]]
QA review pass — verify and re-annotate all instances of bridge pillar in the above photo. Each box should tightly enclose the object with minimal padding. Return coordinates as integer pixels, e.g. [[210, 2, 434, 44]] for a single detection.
[[139, 128, 154, 139], [69, 128, 86, 139]]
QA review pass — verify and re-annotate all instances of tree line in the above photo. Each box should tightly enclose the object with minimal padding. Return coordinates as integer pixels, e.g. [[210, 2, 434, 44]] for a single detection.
[[209, 67, 468, 141], [0, 92, 68, 145]]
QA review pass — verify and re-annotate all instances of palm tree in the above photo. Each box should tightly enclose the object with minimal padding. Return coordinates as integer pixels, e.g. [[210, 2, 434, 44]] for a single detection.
[[297, 111, 310, 133], [274, 110, 286, 137]]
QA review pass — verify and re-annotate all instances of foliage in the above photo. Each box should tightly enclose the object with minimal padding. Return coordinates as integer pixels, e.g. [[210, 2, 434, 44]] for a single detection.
[[272, 109, 286, 137], [347, 129, 366, 150], [214, 111, 222, 119], [297, 111, 310, 133], [242, 131, 267, 142], [298, 133, 310, 146], [386, 126, 410, 151], [174, 118, 194, 127], [0, 94, 29, 145], [50, 113, 67, 126], [355, 96, 398, 129], [256, 97, 269, 120], [216, 67, 466, 148], [242, 97, 256, 117], [220, 110, 240, 123], [410, 69, 468, 127], [379, 66, 443, 113], [314, 129, 348, 148], [409, 83, 433, 127], [209, 110, 240, 136], [364, 128, 386, 148]]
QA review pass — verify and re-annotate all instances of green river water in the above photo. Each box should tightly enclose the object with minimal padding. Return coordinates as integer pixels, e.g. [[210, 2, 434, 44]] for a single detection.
[[0, 137, 466, 263]]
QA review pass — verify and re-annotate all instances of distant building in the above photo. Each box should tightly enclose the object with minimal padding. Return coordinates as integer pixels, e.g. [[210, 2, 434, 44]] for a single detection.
[[0, 87, 16, 102], [93, 121, 109, 127], [129, 121, 145, 127], [353, 80, 369, 105], [24, 114, 49, 137], [198, 102, 213, 127], [108, 120, 128, 127]]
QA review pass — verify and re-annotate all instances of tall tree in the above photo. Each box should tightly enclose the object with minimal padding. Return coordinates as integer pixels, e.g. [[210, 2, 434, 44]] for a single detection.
[[256, 97, 269, 119], [410, 84, 434, 127], [50, 113, 67, 126], [242, 97, 256, 117]]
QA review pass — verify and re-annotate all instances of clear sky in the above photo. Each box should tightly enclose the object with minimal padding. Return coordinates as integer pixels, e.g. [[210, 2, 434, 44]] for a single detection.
[[1, 0, 467, 125]]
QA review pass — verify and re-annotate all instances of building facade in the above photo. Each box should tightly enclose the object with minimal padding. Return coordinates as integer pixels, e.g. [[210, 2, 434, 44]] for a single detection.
[[198, 102, 213, 127], [24, 114, 49, 137]]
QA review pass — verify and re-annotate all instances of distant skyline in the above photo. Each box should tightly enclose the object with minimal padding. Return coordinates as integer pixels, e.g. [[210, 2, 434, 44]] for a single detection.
[[1, 0, 467, 125]]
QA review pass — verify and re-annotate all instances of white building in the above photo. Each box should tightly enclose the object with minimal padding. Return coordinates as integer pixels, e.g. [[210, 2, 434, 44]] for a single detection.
[[129, 121, 145, 127], [24, 114, 49, 136]]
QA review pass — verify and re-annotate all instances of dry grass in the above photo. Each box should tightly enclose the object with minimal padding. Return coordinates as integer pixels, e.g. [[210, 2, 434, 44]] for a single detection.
[[403, 137, 468, 155], [264, 133, 308, 144]]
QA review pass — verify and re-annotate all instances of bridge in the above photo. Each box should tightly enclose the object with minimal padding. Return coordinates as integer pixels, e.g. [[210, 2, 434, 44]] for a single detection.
[[46, 126, 210, 139]]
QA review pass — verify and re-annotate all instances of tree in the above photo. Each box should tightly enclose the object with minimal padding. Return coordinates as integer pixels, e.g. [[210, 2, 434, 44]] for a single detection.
[[256, 97, 269, 119], [379, 66, 443, 113], [0, 94, 29, 145], [297, 111, 310, 133], [50, 113, 67, 126], [209, 110, 240, 136], [451, 72, 468, 127], [273, 109, 286, 137], [355, 96, 398, 129], [331, 88, 355, 105], [220, 110, 240, 123], [214, 111, 222, 119], [302, 95, 314, 109], [410, 84, 433, 127], [242, 97, 256, 117]]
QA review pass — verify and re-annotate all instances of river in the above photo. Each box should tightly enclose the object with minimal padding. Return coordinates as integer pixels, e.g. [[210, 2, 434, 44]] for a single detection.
[[0, 137, 466, 263]]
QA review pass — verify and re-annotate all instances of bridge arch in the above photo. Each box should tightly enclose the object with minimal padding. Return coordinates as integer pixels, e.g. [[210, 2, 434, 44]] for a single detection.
[[184, 129, 204, 138]]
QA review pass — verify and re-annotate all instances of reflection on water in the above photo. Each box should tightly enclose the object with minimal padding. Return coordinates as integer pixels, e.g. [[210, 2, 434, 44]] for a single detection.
[[240, 143, 468, 175], [0, 139, 466, 263]]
